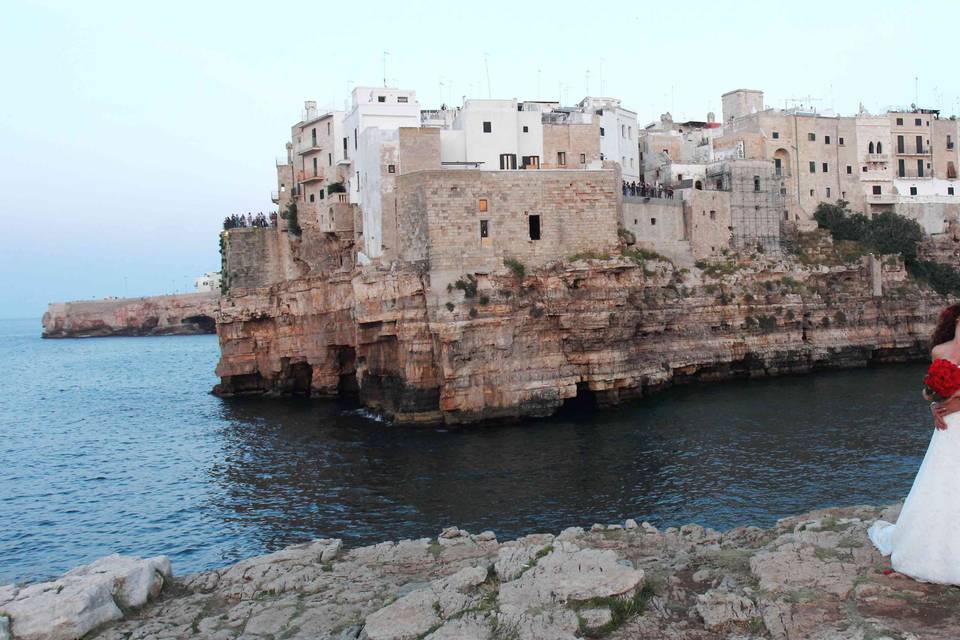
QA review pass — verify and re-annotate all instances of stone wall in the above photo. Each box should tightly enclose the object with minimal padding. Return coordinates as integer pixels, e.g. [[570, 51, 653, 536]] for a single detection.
[[685, 189, 734, 259], [541, 120, 601, 169], [221, 228, 288, 290], [42, 292, 219, 338]]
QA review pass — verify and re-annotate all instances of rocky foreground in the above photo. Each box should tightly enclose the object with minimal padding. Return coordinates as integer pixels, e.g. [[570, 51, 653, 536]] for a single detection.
[[4, 504, 959, 640]]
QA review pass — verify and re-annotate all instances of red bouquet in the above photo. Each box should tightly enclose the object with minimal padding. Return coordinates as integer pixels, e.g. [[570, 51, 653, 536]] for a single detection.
[[924, 359, 960, 401]]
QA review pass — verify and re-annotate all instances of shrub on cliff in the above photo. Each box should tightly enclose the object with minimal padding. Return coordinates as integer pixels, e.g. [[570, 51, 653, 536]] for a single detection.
[[281, 202, 302, 236], [503, 258, 526, 279]]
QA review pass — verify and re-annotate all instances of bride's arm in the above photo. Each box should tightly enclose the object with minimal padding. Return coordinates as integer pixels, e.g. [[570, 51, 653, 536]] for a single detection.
[[931, 389, 960, 430]]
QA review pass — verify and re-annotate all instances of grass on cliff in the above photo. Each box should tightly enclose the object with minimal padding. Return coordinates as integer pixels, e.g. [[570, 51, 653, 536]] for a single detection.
[[571, 584, 655, 637]]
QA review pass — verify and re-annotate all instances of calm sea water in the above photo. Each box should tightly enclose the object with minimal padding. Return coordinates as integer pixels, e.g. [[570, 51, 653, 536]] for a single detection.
[[0, 317, 933, 584]]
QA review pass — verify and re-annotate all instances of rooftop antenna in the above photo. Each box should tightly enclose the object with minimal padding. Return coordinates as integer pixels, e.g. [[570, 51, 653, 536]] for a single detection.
[[484, 53, 492, 99], [382, 52, 390, 87], [915, 76, 919, 107]]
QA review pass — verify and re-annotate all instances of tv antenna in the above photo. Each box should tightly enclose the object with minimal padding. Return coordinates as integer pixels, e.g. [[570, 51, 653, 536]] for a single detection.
[[484, 53, 491, 98], [382, 51, 390, 88]]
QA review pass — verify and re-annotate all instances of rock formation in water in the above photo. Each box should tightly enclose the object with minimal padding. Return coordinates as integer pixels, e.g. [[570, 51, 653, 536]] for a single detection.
[[42, 292, 219, 338], [11, 503, 959, 639], [215, 223, 945, 425]]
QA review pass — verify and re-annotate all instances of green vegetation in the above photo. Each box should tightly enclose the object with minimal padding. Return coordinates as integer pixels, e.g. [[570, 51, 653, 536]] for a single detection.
[[571, 584, 655, 637], [624, 247, 672, 265], [468, 307, 478, 318], [454, 274, 478, 298], [569, 250, 612, 262], [280, 201, 301, 236], [814, 200, 960, 296], [326, 181, 346, 195], [445, 302, 455, 312], [694, 258, 740, 279], [503, 258, 526, 278], [479, 295, 490, 306]]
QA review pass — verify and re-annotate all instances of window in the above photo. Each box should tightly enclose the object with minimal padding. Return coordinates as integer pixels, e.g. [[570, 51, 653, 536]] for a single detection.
[[397, 96, 408, 103], [918, 159, 924, 177], [499, 154, 517, 169], [915, 118, 922, 126], [709, 210, 716, 221], [809, 161, 816, 173], [917, 135, 924, 154], [910, 186, 918, 196], [846, 165, 852, 174], [579, 153, 586, 164], [839, 137, 845, 145], [311, 128, 317, 145], [825, 135, 831, 144], [897, 135, 905, 153], [869, 141, 875, 153], [479, 219, 489, 239], [328, 153, 332, 166], [482, 121, 492, 133], [312, 157, 318, 175], [753, 175, 760, 192], [528, 215, 541, 240], [862, 166, 868, 172], [826, 187, 831, 198], [822, 162, 828, 172], [388, 164, 396, 174], [808, 133, 816, 141], [343, 137, 348, 157], [327, 122, 331, 134], [478, 198, 488, 212], [356, 171, 360, 189], [841, 191, 845, 198], [876, 142, 882, 153], [949, 135, 955, 150], [809, 189, 814, 196], [621, 124, 626, 137], [377, 95, 386, 103], [896, 117, 903, 125], [319, 190, 324, 200], [898, 159, 905, 177], [772, 131, 780, 139], [557, 151, 566, 166], [600, 127, 605, 137], [309, 194, 315, 202], [950, 187, 956, 196], [354, 128, 357, 149], [650, 218, 657, 226], [784, 211, 790, 221], [873, 185, 882, 195], [522, 125, 529, 133], [628, 126, 632, 138]]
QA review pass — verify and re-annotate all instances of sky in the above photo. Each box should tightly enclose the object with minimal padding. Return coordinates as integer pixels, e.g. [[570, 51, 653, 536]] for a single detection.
[[1, 0, 956, 319]]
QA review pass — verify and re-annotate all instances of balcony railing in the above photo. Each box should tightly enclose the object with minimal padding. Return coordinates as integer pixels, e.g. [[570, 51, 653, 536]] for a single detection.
[[864, 153, 888, 162], [296, 171, 325, 183], [298, 141, 323, 155], [270, 191, 279, 203]]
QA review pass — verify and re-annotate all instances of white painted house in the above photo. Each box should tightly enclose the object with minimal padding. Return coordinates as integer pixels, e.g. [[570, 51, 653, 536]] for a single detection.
[[578, 97, 640, 181], [440, 99, 545, 169]]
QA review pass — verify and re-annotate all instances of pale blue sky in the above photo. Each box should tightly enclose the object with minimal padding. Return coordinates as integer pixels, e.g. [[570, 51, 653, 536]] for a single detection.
[[1, 0, 955, 318]]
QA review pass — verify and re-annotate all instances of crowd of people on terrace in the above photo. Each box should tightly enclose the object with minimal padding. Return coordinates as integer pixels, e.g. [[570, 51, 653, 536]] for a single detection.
[[223, 212, 277, 230], [623, 180, 674, 199]]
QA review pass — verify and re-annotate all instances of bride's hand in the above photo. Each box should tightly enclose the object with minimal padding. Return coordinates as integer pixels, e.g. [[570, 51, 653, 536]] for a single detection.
[[931, 397, 960, 430]]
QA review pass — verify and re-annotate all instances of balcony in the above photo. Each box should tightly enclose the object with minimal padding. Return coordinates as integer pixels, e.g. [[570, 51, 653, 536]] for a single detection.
[[296, 171, 325, 184], [271, 191, 279, 204], [298, 141, 323, 155], [866, 193, 898, 204], [896, 148, 931, 156], [864, 153, 888, 162]]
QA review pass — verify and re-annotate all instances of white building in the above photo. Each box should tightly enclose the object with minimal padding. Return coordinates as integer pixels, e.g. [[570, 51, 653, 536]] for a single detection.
[[195, 272, 221, 292], [342, 87, 421, 205], [440, 99, 545, 169], [577, 97, 640, 181]]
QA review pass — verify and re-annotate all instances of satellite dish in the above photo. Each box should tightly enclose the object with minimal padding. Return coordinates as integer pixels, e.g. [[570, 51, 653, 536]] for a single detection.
[[911, 103, 917, 110]]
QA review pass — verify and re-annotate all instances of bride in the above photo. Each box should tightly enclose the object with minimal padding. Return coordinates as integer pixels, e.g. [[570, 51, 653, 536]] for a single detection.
[[868, 303, 960, 584]]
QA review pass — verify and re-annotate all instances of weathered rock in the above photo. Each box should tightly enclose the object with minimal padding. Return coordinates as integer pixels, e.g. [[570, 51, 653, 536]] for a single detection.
[[0, 554, 170, 640], [42, 292, 219, 338], [694, 589, 758, 629], [750, 542, 859, 598]]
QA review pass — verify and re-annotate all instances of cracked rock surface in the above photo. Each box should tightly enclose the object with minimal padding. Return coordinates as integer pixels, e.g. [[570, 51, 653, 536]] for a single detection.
[[5, 504, 960, 639]]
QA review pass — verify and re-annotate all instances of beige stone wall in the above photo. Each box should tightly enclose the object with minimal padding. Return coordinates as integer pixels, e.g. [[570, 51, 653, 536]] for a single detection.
[[398, 127, 442, 174], [396, 169, 620, 283], [222, 228, 288, 290], [623, 200, 684, 242], [541, 120, 601, 169], [932, 118, 960, 181], [685, 189, 733, 259]]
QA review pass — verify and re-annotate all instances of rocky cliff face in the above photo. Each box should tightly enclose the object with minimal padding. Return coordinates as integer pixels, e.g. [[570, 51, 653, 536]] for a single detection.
[[27, 502, 956, 640], [214, 233, 944, 425], [42, 292, 219, 338]]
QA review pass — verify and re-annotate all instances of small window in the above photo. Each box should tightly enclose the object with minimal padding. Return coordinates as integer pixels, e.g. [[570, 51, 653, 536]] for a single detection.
[[319, 190, 324, 200], [839, 137, 845, 145], [309, 194, 315, 202], [621, 124, 626, 137], [846, 165, 852, 174], [522, 125, 529, 133], [479, 219, 489, 238], [599, 127, 605, 136], [808, 133, 816, 141], [915, 118, 922, 126], [557, 151, 566, 166], [327, 122, 331, 134], [772, 131, 780, 139], [478, 198, 488, 212], [709, 210, 716, 220], [896, 117, 904, 125], [822, 162, 828, 172], [826, 187, 831, 198], [873, 185, 881, 195], [809, 189, 814, 196], [753, 175, 760, 192], [650, 218, 657, 226], [809, 161, 816, 173], [397, 96, 408, 103], [328, 152, 332, 166], [862, 166, 868, 172], [528, 214, 541, 240], [841, 191, 846, 198], [579, 153, 586, 164], [910, 186, 918, 196], [950, 187, 956, 196], [388, 164, 396, 174], [377, 95, 386, 103], [482, 121, 492, 133], [825, 135, 831, 144]]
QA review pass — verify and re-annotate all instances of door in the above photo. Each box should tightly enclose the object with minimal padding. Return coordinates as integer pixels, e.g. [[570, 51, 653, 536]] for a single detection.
[[499, 154, 517, 170]]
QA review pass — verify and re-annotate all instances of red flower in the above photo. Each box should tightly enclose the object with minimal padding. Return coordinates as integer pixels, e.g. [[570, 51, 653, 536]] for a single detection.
[[925, 359, 960, 399]]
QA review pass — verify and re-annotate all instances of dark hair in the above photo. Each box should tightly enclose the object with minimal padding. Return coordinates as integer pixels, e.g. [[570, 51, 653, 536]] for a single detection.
[[932, 304, 960, 348]]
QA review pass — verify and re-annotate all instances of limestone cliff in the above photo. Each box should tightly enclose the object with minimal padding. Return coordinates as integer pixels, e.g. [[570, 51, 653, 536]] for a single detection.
[[214, 229, 944, 425], [42, 292, 219, 338]]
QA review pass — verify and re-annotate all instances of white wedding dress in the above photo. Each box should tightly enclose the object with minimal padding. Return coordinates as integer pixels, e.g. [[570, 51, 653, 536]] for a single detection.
[[868, 411, 960, 584]]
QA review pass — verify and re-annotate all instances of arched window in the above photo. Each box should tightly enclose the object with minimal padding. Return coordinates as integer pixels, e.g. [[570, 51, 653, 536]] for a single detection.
[[694, 180, 703, 190], [868, 141, 875, 154], [877, 141, 883, 154]]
